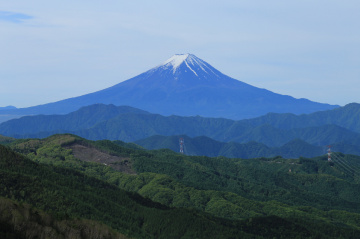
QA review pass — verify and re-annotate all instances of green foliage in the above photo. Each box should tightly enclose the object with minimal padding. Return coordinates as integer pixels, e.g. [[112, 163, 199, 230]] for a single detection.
[[0, 197, 129, 239], [1, 144, 260, 239], [132, 149, 360, 213], [6, 134, 360, 238], [0, 134, 15, 145]]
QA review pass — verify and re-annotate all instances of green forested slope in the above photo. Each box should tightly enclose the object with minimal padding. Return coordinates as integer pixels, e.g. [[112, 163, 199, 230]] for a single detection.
[[6, 134, 360, 238], [0, 134, 14, 145], [131, 151, 360, 212], [1, 143, 262, 239], [0, 197, 129, 239]]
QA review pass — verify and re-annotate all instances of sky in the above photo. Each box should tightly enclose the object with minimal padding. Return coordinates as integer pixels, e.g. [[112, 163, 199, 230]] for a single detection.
[[1, 1, 360, 108]]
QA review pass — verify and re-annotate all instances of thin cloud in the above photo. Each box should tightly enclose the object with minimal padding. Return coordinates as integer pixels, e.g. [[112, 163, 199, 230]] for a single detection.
[[0, 11, 33, 23]]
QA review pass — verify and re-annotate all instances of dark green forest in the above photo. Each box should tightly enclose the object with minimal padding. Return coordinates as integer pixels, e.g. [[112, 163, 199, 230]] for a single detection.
[[1, 134, 360, 238], [0, 143, 256, 239]]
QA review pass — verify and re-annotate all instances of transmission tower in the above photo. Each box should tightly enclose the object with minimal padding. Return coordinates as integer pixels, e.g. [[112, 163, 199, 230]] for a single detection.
[[179, 138, 184, 154], [327, 145, 332, 161]]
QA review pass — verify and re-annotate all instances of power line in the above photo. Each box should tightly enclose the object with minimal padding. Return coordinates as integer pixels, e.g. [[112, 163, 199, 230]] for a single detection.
[[333, 152, 360, 172], [331, 153, 358, 176], [179, 138, 184, 154]]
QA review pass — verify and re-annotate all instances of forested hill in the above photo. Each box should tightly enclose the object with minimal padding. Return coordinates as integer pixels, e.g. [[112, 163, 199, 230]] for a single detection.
[[0, 143, 257, 239], [0, 197, 130, 239], [0, 134, 14, 144], [3, 134, 360, 238]]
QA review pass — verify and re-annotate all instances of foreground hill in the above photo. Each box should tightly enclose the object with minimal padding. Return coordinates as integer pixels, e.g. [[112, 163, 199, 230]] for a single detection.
[[2, 104, 360, 158], [0, 197, 129, 239], [0, 134, 14, 144], [5, 134, 360, 238], [0, 54, 337, 121], [1, 142, 265, 239]]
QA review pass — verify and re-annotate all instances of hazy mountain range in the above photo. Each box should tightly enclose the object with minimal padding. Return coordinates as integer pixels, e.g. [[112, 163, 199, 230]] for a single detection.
[[135, 135, 327, 159], [1, 103, 360, 158]]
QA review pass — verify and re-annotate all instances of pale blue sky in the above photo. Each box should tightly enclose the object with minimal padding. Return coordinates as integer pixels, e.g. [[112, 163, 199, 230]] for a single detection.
[[1, 1, 360, 108]]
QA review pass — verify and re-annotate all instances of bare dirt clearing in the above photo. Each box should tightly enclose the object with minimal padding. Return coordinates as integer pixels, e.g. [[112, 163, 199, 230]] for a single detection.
[[67, 143, 136, 175]]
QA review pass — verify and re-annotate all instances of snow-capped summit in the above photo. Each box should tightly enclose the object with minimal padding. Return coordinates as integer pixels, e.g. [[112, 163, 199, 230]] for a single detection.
[[162, 54, 190, 72], [2, 54, 338, 120], [160, 54, 217, 77]]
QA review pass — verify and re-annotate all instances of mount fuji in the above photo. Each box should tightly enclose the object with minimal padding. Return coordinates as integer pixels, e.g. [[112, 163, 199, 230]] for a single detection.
[[2, 54, 337, 120]]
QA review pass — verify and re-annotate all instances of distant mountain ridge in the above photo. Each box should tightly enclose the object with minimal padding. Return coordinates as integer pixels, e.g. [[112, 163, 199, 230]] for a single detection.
[[0, 54, 337, 120], [135, 135, 325, 159], [135, 134, 360, 159], [1, 103, 360, 158], [242, 102, 360, 131], [0, 104, 149, 135]]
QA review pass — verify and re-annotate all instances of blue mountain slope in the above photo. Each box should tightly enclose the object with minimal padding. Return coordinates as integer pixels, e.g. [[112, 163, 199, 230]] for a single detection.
[[0, 54, 337, 120], [0, 106, 16, 110]]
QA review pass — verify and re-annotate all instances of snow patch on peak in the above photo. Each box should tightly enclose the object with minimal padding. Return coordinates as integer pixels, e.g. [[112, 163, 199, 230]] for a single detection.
[[155, 53, 219, 78], [163, 54, 189, 73], [161, 53, 204, 76]]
